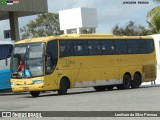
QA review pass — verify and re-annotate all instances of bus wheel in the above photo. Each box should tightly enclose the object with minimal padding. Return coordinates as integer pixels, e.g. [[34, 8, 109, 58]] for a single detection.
[[30, 91, 40, 97], [106, 85, 114, 91], [58, 78, 68, 95], [117, 74, 131, 89], [131, 73, 141, 88], [116, 85, 124, 90], [94, 86, 107, 91]]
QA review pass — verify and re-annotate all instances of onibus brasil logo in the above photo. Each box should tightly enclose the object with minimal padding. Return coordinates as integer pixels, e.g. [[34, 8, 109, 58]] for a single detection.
[[0, 0, 19, 5]]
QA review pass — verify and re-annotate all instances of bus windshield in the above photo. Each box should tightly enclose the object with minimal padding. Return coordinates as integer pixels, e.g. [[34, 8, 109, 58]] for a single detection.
[[11, 43, 45, 78]]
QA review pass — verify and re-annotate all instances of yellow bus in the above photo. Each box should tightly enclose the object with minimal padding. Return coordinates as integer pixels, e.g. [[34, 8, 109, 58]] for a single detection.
[[10, 34, 156, 97]]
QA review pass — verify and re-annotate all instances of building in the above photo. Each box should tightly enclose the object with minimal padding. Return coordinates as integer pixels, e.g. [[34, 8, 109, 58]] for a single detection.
[[0, 0, 48, 41], [59, 7, 98, 34]]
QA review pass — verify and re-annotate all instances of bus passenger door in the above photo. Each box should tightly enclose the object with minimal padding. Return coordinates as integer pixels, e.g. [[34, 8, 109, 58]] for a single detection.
[[45, 41, 59, 90]]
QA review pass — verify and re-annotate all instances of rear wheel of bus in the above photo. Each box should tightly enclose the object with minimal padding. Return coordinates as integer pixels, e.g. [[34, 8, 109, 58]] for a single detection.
[[117, 74, 131, 90], [106, 85, 114, 91], [30, 91, 40, 97], [131, 73, 141, 88], [58, 78, 69, 95]]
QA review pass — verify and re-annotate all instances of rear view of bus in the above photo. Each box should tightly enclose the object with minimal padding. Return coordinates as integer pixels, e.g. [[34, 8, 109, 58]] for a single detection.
[[0, 41, 14, 91]]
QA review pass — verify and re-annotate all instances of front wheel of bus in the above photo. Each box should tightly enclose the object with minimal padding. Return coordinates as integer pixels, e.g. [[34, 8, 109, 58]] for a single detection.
[[131, 73, 141, 88], [58, 78, 68, 95], [30, 91, 40, 97]]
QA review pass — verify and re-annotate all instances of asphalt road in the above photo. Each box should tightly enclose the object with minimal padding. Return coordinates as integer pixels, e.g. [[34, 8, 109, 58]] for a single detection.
[[0, 84, 160, 120]]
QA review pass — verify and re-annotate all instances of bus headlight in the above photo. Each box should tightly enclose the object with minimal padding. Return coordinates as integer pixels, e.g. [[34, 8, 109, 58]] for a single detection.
[[32, 80, 43, 84]]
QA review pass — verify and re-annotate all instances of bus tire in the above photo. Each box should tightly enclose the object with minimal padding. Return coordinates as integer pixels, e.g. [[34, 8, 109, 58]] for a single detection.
[[106, 85, 114, 91], [30, 91, 40, 97], [94, 86, 107, 91], [131, 73, 141, 88], [116, 85, 124, 90], [58, 78, 68, 95], [117, 74, 131, 89]]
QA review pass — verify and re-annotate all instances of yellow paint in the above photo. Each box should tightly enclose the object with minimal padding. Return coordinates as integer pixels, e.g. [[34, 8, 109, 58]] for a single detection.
[[11, 34, 156, 92]]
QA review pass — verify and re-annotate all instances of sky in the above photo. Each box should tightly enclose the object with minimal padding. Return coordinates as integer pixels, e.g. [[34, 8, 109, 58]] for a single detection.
[[0, 0, 159, 40]]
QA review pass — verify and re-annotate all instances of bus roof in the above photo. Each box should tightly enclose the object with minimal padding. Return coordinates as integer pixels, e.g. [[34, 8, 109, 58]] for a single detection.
[[15, 34, 153, 44]]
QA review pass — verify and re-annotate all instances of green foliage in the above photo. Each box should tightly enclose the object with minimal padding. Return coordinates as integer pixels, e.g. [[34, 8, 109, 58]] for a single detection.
[[112, 21, 154, 36], [147, 0, 160, 33], [147, 14, 160, 33], [147, 6, 160, 19], [20, 13, 63, 39]]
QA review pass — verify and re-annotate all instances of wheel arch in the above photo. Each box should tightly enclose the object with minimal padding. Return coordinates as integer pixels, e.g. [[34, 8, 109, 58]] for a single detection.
[[123, 72, 132, 80]]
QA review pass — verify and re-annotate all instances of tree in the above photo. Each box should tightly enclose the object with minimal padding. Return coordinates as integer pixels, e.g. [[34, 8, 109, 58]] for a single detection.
[[147, 0, 160, 33], [112, 21, 153, 36], [147, 15, 160, 33], [20, 13, 62, 39]]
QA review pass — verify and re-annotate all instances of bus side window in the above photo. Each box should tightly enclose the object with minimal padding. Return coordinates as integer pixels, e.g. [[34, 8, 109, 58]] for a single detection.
[[0, 45, 13, 60], [115, 40, 127, 54], [146, 39, 154, 53], [60, 40, 74, 57], [127, 40, 139, 54], [139, 40, 147, 53], [46, 41, 58, 74], [74, 40, 88, 56], [88, 40, 101, 55], [101, 40, 115, 55], [0, 44, 13, 66]]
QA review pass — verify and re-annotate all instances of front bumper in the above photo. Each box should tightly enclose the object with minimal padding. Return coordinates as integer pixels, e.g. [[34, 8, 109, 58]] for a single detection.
[[12, 83, 44, 92]]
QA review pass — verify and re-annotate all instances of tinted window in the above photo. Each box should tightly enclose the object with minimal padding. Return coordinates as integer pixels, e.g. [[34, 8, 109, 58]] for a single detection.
[[146, 39, 154, 53], [46, 41, 58, 60], [139, 40, 147, 53], [88, 40, 101, 55], [60, 40, 74, 57], [74, 40, 88, 56], [0, 45, 13, 60], [46, 41, 58, 74], [59, 39, 154, 57], [127, 40, 139, 54], [115, 40, 127, 54], [101, 40, 115, 54]]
